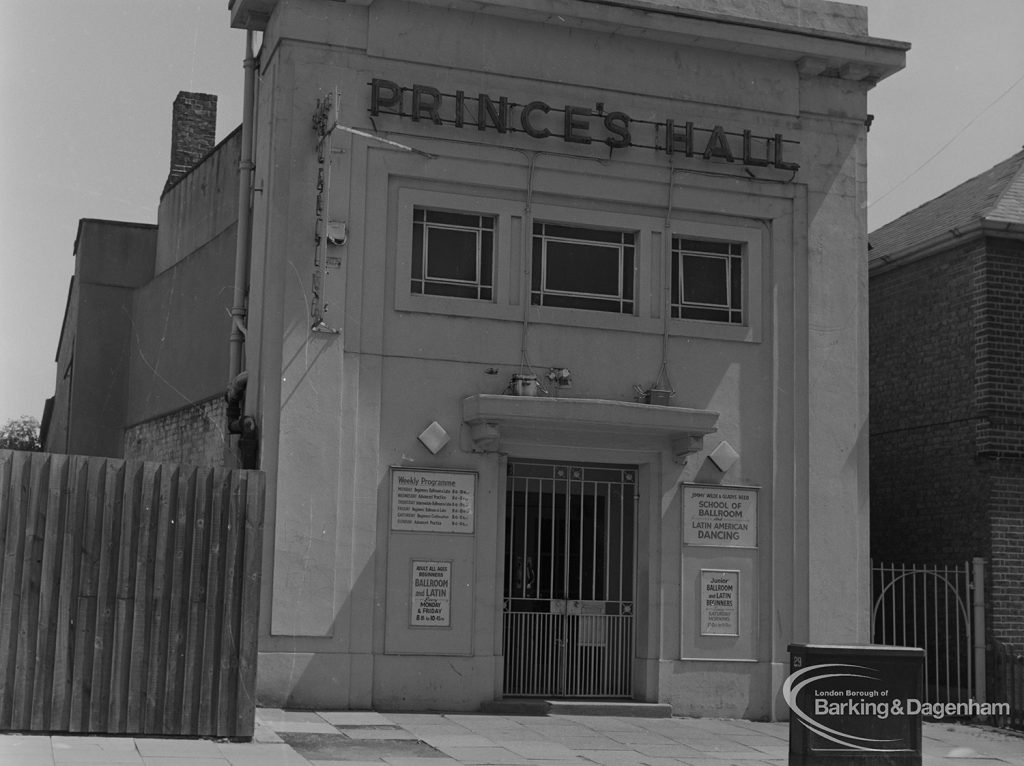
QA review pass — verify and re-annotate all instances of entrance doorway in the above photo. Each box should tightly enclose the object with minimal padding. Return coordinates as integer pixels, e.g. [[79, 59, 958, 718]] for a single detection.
[[502, 460, 636, 697]]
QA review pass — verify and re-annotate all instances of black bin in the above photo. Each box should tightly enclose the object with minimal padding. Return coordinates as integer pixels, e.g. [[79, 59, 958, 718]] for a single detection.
[[787, 644, 924, 766]]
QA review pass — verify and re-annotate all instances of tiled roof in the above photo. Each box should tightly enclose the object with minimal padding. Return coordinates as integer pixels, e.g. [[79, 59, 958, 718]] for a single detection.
[[868, 148, 1024, 266]]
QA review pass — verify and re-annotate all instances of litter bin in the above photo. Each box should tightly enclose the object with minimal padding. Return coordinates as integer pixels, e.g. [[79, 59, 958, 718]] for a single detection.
[[786, 644, 924, 766]]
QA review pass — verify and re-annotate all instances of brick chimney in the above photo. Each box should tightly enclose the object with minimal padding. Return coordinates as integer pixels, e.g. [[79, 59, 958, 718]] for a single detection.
[[163, 91, 217, 194]]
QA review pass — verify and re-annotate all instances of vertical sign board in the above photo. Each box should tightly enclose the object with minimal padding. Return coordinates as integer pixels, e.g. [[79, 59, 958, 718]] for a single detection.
[[683, 485, 757, 547], [410, 560, 452, 627], [391, 468, 476, 533], [700, 569, 739, 636], [682, 485, 757, 655]]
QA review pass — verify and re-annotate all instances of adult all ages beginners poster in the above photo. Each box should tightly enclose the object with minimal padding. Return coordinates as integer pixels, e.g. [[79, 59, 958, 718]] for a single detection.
[[683, 485, 757, 548], [410, 560, 452, 627], [391, 469, 475, 533]]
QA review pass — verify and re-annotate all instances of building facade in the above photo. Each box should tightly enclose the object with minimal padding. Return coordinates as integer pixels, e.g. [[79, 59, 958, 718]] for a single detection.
[[45, 0, 906, 717], [228, 0, 904, 716], [869, 149, 1024, 653]]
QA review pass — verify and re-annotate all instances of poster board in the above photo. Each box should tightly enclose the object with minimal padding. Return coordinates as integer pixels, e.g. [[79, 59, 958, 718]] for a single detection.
[[700, 569, 740, 636], [683, 485, 758, 548], [410, 560, 452, 627], [390, 468, 475, 534]]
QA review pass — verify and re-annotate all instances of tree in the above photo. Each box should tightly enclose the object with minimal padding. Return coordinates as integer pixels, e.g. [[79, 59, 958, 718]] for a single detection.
[[0, 415, 42, 451]]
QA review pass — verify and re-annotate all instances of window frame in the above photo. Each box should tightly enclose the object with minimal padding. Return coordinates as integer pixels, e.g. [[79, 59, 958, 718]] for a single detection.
[[531, 222, 637, 315], [671, 237, 745, 325], [395, 188, 523, 321], [411, 207, 495, 301], [666, 219, 762, 342], [393, 186, 764, 343]]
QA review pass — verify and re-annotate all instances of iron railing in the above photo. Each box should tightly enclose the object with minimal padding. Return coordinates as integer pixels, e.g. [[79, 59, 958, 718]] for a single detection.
[[871, 559, 985, 707]]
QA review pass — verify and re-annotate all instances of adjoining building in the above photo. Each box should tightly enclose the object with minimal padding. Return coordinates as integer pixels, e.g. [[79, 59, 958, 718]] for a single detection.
[[41, 92, 241, 465], [44, 0, 906, 717], [869, 149, 1024, 654]]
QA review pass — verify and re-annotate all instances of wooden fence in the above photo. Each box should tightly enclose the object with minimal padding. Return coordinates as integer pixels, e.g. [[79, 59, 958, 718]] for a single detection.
[[990, 641, 1024, 731], [0, 450, 264, 738]]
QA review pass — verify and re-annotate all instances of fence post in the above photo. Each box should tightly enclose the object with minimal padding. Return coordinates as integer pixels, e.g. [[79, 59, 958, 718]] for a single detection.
[[972, 557, 986, 704]]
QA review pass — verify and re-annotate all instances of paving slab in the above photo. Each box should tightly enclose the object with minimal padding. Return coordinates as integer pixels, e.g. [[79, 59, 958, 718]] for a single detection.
[[403, 727, 483, 739], [135, 738, 224, 757], [632, 744, 712, 758], [0, 756, 57, 766], [342, 729, 422, 741], [52, 747, 143, 763], [743, 744, 789, 757], [51, 736, 138, 751], [279, 732, 448, 762], [281, 721, 346, 734], [257, 709, 328, 724], [321, 713, 398, 726], [217, 741, 312, 765], [437, 745, 533, 764], [605, 731, 678, 745], [555, 716, 647, 731], [486, 731, 561, 743], [677, 758, 783, 766], [653, 739, 761, 754], [384, 715, 455, 726], [1, 735, 56, 754], [253, 722, 285, 743], [721, 734, 788, 748], [499, 741, 582, 759], [10, 707, 1024, 766], [571, 749, 666, 765], [542, 736, 631, 750], [419, 734, 508, 748], [446, 715, 531, 729]]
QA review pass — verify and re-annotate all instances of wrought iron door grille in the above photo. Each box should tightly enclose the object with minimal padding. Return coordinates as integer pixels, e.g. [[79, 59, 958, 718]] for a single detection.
[[503, 461, 636, 697]]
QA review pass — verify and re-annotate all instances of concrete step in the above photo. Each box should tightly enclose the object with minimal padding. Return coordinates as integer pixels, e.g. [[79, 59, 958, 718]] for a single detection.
[[481, 699, 673, 718]]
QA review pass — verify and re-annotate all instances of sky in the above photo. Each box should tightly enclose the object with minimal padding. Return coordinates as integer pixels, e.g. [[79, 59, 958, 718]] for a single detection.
[[1, 0, 1023, 427]]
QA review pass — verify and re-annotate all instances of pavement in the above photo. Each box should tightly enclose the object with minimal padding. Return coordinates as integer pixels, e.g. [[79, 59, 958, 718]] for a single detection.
[[0, 709, 1022, 766]]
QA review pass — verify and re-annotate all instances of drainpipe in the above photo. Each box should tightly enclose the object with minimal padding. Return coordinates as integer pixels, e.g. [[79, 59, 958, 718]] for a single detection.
[[226, 29, 258, 468]]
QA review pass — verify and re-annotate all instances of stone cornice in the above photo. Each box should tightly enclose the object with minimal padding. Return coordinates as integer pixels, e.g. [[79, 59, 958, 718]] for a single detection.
[[231, 0, 908, 84], [462, 394, 719, 463]]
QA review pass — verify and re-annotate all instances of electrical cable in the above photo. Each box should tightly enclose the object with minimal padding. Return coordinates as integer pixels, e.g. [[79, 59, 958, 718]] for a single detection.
[[869, 70, 1024, 210]]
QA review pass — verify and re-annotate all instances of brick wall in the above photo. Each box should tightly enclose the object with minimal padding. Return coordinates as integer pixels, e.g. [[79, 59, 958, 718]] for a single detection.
[[164, 92, 217, 195], [870, 235, 1024, 652], [123, 397, 229, 467], [976, 238, 1024, 459], [988, 472, 1024, 651], [976, 237, 1024, 652], [870, 243, 986, 563]]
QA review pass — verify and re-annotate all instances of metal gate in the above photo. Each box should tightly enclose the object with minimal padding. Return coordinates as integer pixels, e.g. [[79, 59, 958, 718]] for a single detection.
[[502, 461, 635, 697], [871, 559, 986, 706]]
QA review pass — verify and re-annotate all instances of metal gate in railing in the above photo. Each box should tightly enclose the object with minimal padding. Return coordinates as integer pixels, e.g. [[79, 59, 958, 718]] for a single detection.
[[871, 559, 986, 706], [503, 461, 636, 697]]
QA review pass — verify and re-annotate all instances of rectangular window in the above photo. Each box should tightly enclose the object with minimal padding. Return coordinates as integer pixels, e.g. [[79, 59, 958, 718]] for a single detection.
[[412, 208, 494, 300], [671, 237, 743, 324], [531, 223, 635, 314]]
